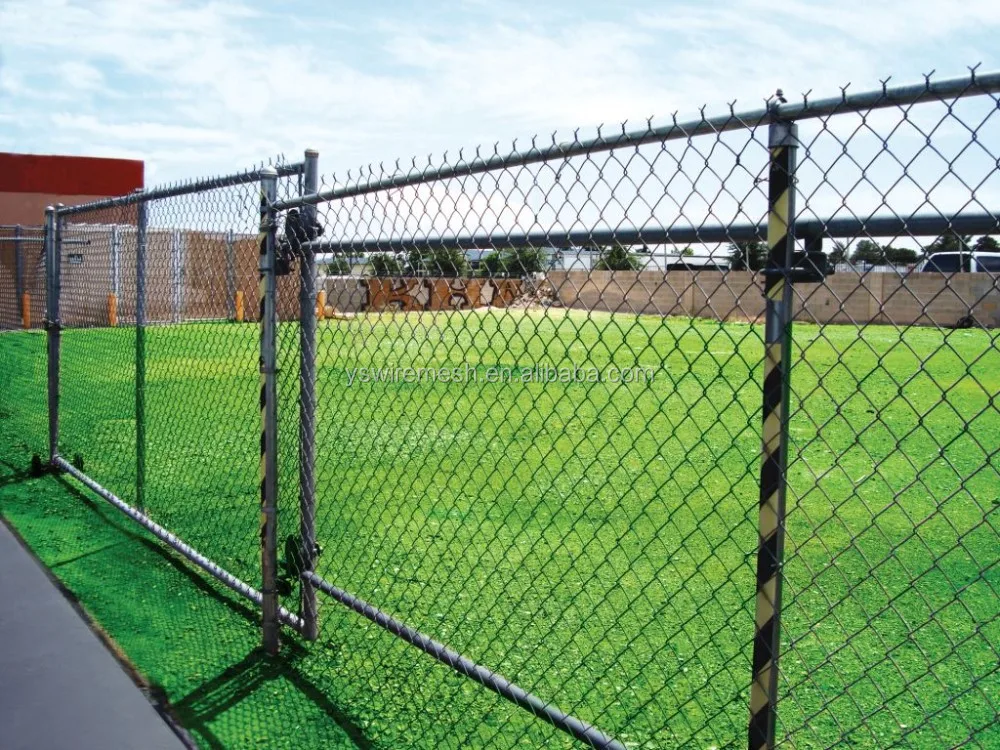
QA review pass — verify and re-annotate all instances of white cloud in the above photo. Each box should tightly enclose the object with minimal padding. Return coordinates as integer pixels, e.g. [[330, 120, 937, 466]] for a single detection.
[[50, 114, 236, 144], [56, 61, 105, 91], [0, 0, 998, 243]]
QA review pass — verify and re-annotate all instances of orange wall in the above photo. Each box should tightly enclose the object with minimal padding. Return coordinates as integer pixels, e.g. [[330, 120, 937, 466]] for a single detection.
[[0, 152, 144, 226]]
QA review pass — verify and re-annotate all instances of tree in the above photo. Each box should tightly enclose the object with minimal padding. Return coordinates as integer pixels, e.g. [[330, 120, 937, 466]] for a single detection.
[[368, 252, 407, 277], [671, 246, 695, 257], [973, 235, 1000, 252], [850, 239, 885, 264], [479, 251, 504, 277], [324, 256, 352, 276], [828, 241, 849, 265], [882, 246, 919, 266], [480, 246, 547, 278], [727, 241, 768, 271], [847, 241, 918, 267], [408, 246, 469, 277], [593, 244, 644, 271], [924, 233, 972, 256]]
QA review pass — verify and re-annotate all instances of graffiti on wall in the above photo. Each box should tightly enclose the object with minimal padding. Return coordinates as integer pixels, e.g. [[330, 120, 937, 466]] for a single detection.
[[363, 278, 522, 312]]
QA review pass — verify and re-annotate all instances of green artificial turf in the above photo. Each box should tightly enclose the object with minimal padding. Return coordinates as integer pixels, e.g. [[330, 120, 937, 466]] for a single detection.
[[0, 309, 997, 749]]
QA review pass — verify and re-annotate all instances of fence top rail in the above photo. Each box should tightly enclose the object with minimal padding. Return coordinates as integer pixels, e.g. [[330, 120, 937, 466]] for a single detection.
[[275, 70, 1000, 212], [56, 160, 305, 218], [0, 236, 89, 245], [301, 211, 1000, 254]]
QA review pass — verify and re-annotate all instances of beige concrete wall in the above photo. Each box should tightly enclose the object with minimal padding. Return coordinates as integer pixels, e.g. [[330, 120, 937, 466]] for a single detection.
[[50, 226, 259, 327], [322, 277, 367, 313], [40, 261, 1000, 330], [546, 270, 1000, 327]]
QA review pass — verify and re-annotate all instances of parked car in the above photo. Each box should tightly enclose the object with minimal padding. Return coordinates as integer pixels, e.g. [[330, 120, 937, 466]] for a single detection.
[[917, 251, 1000, 273]]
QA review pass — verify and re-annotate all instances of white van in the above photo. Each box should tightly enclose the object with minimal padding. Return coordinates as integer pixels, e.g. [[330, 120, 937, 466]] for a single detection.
[[917, 251, 1000, 273]]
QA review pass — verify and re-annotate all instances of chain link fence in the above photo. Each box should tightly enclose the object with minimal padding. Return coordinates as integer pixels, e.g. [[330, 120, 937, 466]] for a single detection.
[[0, 225, 47, 330], [45, 157, 305, 611], [10, 70, 998, 749]]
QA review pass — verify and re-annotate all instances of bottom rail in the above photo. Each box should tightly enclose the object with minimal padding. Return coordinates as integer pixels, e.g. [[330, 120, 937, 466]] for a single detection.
[[55, 456, 303, 632], [304, 570, 624, 750]]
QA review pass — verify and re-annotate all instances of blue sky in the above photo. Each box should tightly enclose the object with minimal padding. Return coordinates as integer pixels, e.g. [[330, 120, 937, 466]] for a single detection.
[[1, 0, 1000, 188]]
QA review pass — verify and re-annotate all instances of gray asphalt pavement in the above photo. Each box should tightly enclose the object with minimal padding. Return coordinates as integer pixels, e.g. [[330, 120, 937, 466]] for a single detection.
[[0, 520, 189, 750]]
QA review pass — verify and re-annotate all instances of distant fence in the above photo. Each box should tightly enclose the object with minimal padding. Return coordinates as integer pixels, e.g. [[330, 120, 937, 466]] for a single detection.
[[56, 225, 259, 327], [9, 224, 997, 330], [0, 225, 46, 330], [21, 262, 1000, 328]]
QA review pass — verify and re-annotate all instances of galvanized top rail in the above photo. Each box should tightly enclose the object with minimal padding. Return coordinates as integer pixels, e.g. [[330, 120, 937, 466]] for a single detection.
[[0, 236, 89, 246], [301, 211, 1000, 254], [275, 71, 1000, 212], [57, 161, 305, 218]]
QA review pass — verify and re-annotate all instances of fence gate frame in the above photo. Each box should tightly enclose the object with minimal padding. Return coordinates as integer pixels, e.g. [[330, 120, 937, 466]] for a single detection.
[[42, 161, 312, 647]]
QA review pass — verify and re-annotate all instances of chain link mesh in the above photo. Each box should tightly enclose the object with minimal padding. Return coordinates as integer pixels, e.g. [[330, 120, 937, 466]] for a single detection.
[[0, 225, 46, 331], [54, 157, 302, 585], [288, 73, 999, 749]]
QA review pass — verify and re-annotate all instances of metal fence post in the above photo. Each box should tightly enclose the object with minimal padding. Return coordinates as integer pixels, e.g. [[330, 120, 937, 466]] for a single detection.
[[171, 229, 183, 323], [259, 167, 281, 654], [110, 225, 119, 296], [299, 148, 320, 640], [14, 224, 24, 326], [748, 116, 798, 750], [136, 194, 148, 510], [109, 225, 120, 327], [45, 208, 61, 464], [226, 228, 236, 320]]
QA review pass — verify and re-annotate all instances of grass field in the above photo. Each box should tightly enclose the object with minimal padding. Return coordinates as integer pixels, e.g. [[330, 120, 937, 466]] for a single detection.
[[1, 308, 997, 749]]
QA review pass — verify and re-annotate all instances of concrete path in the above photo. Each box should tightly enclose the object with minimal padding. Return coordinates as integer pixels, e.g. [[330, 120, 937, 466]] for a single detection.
[[0, 520, 189, 750]]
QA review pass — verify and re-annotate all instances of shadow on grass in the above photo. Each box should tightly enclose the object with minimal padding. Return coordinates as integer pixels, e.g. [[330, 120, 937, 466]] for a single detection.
[[54, 475, 261, 625], [49, 540, 126, 569], [0, 457, 33, 487], [51, 474, 375, 749], [172, 646, 373, 750], [0, 472, 31, 489]]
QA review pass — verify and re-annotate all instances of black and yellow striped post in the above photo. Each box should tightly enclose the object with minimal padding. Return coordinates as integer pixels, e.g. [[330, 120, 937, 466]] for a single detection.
[[258, 167, 281, 654], [749, 116, 798, 750]]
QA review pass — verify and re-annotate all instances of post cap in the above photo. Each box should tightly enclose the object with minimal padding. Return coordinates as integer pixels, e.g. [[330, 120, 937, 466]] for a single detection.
[[260, 166, 279, 177], [305, 148, 319, 157]]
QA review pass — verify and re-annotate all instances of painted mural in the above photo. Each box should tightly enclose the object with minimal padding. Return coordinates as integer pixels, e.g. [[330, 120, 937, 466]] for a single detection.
[[362, 278, 522, 312]]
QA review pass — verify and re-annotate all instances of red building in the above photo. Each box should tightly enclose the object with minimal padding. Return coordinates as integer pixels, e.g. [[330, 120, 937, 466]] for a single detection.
[[0, 152, 144, 225]]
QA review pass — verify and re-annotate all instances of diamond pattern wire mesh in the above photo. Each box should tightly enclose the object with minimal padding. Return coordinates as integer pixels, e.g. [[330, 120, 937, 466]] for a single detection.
[[280, 74, 1000, 749], [54, 157, 302, 585], [294, 121, 771, 749], [0, 225, 46, 331], [774, 81, 1000, 748]]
